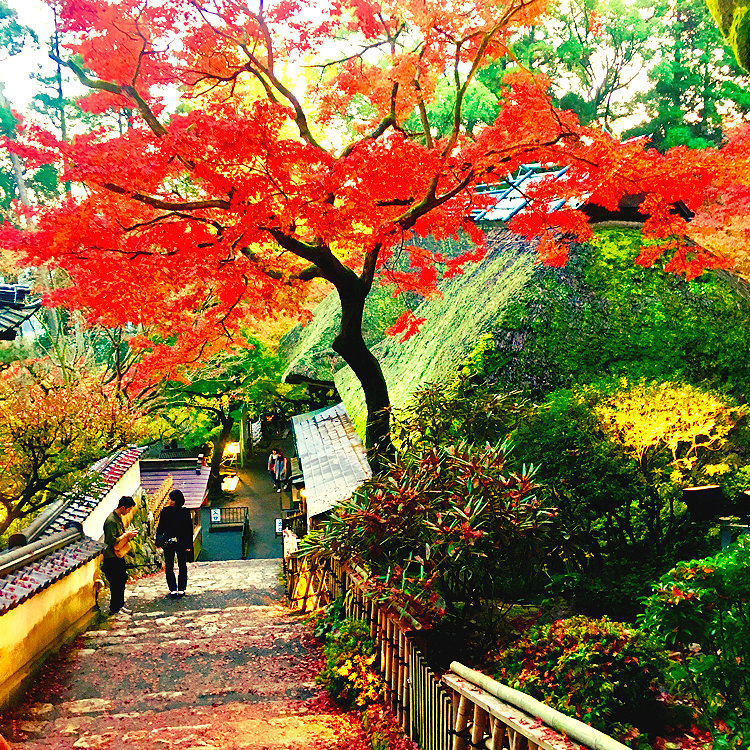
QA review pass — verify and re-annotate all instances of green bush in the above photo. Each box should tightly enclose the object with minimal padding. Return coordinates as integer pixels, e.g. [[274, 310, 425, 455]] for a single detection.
[[640, 538, 750, 747], [475, 229, 750, 398], [514, 379, 743, 578], [545, 559, 669, 623], [301, 440, 554, 627], [314, 602, 384, 708], [492, 616, 672, 744]]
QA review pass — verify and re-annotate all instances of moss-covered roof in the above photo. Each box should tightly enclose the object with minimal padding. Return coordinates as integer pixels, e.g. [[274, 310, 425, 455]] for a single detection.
[[334, 230, 535, 435], [282, 226, 750, 440], [279, 279, 412, 384]]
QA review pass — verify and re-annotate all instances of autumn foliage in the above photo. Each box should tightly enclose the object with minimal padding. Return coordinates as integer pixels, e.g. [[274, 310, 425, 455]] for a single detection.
[[1, 0, 749, 449], [0, 363, 143, 538]]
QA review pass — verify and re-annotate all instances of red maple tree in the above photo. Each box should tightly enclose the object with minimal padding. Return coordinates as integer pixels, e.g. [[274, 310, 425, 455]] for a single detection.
[[0, 0, 743, 456]]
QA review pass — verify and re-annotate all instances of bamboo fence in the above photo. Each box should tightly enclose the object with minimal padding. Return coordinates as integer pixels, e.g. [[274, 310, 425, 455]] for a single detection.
[[284, 552, 628, 750], [147, 475, 173, 516]]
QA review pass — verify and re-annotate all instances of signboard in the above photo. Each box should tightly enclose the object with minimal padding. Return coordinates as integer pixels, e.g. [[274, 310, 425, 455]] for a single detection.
[[275, 517, 283, 535], [210, 508, 221, 523]]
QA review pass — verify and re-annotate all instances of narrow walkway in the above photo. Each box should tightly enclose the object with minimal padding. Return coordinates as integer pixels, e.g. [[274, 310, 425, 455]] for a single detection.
[[201, 452, 291, 561], [1, 560, 368, 749]]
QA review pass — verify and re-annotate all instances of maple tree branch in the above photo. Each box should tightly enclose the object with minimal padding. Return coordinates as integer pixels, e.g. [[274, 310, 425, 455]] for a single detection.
[[340, 115, 397, 159], [361, 244, 382, 290], [238, 246, 324, 283], [216, 281, 248, 341], [445, 27, 504, 159], [171, 399, 226, 418], [441, 0, 543, 157], [309, 38, 397, 68], [50, 53, 166, 138], [396, 173, 476, 232], [50, 52, 196, 171], [261, 229, 356, 287], [131, 6, 153, 85], [101, 182, 231, 211], [119, 211, 225, 235], [187, 0, 322, 150], [413, 48, 434, 149]]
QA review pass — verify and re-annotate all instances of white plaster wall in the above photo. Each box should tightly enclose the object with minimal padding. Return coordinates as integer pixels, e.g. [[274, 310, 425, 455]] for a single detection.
[[83, 461, 142, 540]]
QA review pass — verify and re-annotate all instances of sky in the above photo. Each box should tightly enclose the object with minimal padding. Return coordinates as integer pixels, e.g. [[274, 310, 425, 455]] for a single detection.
[[0, 0, 55, 111]]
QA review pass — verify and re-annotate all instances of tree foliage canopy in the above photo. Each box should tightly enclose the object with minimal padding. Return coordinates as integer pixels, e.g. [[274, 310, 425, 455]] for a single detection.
[[0, 362, 144, 538], [2, 0, 750, 450]]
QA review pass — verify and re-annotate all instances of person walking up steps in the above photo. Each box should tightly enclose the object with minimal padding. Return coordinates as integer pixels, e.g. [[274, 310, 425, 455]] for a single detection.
[[267, 448, 281, 488], [155, 489, 193, 599]]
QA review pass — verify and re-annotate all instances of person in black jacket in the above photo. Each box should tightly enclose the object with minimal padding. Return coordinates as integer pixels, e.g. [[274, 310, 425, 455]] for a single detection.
[[155, 489, 193, 599]]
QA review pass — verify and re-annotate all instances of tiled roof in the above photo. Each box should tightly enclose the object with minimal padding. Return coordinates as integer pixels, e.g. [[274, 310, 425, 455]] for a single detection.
[[140, 465, 210, 509], [291, 402, 372, 519], [0, 283, 40, 340], [41, 447, 146, 538], [0, 447, 142, 615], [0, 532, 104, 616]]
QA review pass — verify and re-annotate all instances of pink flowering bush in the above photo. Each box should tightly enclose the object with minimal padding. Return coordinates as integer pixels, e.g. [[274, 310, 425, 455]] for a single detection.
[[492, 616, 672, 746]]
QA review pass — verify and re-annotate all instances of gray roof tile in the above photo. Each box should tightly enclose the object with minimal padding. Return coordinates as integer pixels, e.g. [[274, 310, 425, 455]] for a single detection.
[[292, 403, 371, 520], [0, 536, 104, 615]]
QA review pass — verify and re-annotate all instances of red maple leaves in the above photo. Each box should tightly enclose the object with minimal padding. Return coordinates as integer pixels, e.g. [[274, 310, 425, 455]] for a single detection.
[[0, 0, 747, 381]]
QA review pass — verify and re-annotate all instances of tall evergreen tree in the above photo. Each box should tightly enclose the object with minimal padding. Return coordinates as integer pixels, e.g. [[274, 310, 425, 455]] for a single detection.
[[624, 0, 750, 149]]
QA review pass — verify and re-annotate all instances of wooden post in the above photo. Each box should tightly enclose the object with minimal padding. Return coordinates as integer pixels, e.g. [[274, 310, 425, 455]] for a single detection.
[[379, 608, 387, 672], [471, 703, 487, 748], [385, 618, 394, 707], [452, 695, 470, 750], [427, 665, 433, 750], [415, 654, 427, 746], [398, 629, 407, 729], [489, 717, 507, 750], [443, 693, 453, 750], [508, 728, 527, 750]]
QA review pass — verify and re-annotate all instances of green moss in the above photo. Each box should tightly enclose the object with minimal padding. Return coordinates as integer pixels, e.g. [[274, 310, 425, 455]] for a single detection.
[[474, 228, 750, 398], [286, 225, 750, 439]]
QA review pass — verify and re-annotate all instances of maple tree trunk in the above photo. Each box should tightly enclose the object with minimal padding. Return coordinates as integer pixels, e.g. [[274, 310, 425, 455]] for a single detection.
[[332, 282, 392, 467], [208, 416, 234, 495]]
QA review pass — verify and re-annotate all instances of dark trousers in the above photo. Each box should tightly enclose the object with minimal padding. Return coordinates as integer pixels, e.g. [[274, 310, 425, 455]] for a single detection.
[[102, 556, 127, 613], [164, 546, 188, 592]]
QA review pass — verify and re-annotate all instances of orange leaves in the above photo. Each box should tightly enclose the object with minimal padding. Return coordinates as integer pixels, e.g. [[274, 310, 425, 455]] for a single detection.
[[17, 0, 750, 411], [0, 363, 144, 532]]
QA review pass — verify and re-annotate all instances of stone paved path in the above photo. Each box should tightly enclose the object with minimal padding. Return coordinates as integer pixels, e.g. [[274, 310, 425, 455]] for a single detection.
[[1, 560, 368, 750]]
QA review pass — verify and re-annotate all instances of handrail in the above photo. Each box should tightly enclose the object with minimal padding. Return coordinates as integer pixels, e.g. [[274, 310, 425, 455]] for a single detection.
[[285, 551, 630, 750], [450, 662, 630, 750], [0, 527, 83, 578]]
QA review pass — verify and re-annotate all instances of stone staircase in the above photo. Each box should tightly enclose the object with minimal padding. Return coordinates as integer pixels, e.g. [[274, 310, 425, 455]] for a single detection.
[[1, 560, 368, 750]]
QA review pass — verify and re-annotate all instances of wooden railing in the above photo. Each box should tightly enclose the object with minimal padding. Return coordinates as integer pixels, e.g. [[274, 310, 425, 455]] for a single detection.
[[285, 552, 630, 750]]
